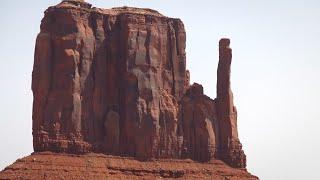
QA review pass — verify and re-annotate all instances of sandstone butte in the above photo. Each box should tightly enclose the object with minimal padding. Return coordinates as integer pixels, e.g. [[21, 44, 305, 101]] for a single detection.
[[0, 0, 258, 179]]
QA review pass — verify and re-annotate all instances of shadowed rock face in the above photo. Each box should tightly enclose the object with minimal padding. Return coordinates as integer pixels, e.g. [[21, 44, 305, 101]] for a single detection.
[[32, 1, 246, 168]]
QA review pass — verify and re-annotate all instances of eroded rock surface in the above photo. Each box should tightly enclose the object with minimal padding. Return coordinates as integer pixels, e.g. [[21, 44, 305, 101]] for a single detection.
[[0, 152, 258, 180], [31, 0, 247, 169], [215, 39, 246, 168]]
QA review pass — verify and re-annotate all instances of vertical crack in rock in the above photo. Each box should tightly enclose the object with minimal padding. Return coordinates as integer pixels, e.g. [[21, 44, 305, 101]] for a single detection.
[[32, 1, 247, 169]]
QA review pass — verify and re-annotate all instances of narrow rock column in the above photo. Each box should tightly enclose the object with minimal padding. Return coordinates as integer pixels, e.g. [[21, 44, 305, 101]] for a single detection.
[[216, 38, 246, 168], [216, 38, 238, 145]]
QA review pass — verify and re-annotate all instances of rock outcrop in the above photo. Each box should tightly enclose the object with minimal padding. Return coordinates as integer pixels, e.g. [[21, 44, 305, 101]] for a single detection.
[[30, 0, 247, 169], [32, 0, 187, 160], [215, 39, 246, 167], [0, 152, 258, 180]]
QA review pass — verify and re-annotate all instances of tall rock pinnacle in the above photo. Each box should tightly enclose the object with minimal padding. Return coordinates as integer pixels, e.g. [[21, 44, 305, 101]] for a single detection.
[[31, 0, 247, 169], [216, 38, 246, 168], [217, 38, 237, 144]]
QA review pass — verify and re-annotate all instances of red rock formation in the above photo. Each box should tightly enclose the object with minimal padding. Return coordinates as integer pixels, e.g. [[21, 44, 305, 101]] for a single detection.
[[215, 38, 246, 168], [32, 0, 187, 159], [180, 83, 218, 162], [0, 152, 258, 180], [31, 0, 247, 169]]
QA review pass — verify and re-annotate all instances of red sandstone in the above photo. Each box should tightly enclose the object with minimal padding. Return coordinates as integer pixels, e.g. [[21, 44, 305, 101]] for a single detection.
[[0, 0, 257, 179], [0, 152, 257, 179], [31, 1, 246, 168]]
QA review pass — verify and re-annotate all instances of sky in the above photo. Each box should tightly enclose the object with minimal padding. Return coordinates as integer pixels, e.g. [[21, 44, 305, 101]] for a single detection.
[[0, 0, 320, 179]]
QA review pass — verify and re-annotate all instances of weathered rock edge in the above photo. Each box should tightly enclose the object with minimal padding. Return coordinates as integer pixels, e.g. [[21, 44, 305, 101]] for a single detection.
[[0, 152, 258, 180]]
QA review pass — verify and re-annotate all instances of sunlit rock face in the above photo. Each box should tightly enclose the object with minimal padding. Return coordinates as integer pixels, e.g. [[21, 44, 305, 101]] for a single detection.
[[32, 1, 246, 168]]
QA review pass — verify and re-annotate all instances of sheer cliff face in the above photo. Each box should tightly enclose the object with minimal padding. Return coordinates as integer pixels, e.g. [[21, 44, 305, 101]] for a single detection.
[[32, 0, 246, 168]]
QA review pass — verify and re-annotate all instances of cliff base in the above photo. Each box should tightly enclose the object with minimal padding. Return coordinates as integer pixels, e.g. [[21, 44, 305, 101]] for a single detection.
[[0, 152, 257, 180]]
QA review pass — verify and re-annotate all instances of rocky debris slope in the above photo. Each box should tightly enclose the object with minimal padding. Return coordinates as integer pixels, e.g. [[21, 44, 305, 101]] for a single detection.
[[31, 0, 247, 168], [0, 152, 258, 180]]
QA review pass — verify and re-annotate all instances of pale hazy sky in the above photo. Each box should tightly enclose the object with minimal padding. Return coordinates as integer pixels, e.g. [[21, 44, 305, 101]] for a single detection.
[[1, 0, 320, 179]]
